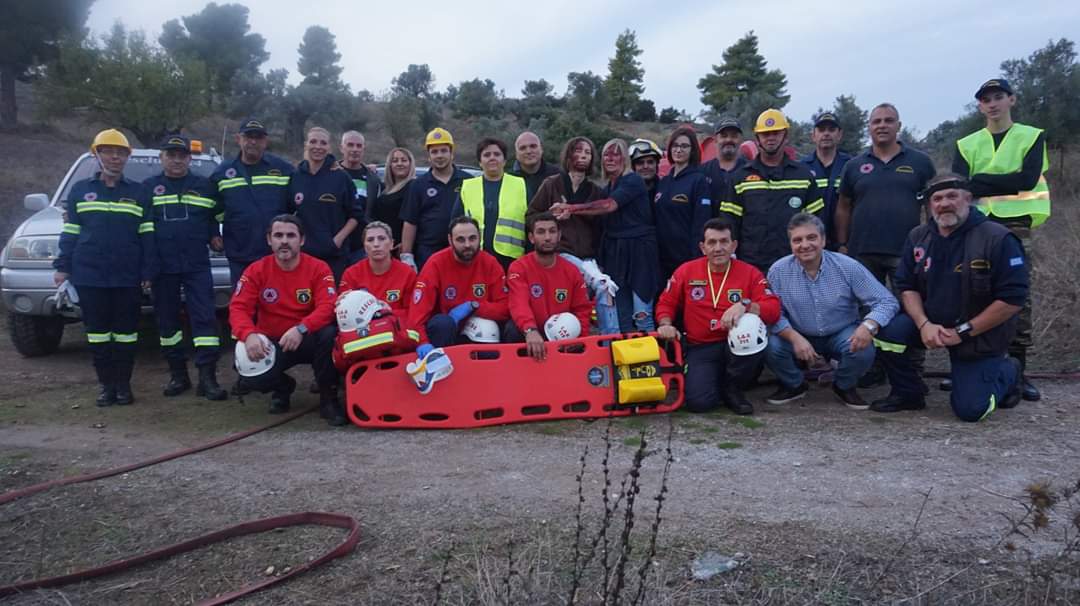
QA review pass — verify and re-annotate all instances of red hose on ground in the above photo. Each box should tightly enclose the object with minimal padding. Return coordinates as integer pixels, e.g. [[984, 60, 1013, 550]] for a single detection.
[[0, 405, 362, 604]]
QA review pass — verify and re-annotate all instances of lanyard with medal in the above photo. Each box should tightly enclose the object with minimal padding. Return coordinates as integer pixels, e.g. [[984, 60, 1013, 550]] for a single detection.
[[706, 262, 731, 331]]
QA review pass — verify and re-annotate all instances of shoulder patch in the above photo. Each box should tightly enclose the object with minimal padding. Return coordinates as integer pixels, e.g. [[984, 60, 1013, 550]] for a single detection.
[[1009, 256, 1024, 267]]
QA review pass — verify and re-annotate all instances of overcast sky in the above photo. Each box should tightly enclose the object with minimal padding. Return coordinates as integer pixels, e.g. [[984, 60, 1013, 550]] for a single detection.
[[87, 0, 1080, 135]]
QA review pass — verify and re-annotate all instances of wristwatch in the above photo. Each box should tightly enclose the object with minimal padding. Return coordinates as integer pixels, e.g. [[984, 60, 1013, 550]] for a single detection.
[[524, 327, 537, 335], [861, 320, 878, 335], [740, 297, 752, 308], [296, 323, 309, 335], [955, 322, 973, 341]]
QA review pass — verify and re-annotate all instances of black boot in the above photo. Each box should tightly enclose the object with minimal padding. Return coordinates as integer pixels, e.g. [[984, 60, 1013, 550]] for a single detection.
[[723, 384, 754, 416], [320, 385, 347, 426], [163, 361, 191, 397], [114, 361, 135, 405], [94, 364, 115, 407], [96, 383, 116, 407], [268, 374, 296, 414], [196, 365, 228, 401], [1012, 350, 1041, 402]]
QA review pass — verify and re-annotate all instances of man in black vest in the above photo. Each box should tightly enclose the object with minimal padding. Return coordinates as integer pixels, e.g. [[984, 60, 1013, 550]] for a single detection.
[[870, 174, 1027, 421]]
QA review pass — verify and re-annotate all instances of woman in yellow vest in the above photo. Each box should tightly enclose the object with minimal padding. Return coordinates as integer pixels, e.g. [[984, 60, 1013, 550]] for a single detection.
[[451, 137, 527, 271], [952, 77, 1050, 402]]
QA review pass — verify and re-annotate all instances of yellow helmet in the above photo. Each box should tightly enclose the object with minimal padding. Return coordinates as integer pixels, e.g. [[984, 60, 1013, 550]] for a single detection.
[[425, 127, 454, 149], [753, 109, 790, 134], [90, 129, 131, 154]]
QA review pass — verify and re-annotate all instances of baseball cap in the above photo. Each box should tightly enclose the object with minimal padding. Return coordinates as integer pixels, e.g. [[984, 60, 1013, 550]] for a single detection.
[[238, 117, 268, 136], [714, 116, 742, 134], [814, 112, 840, 128], [159, 134, 191, 152], [974, 78, 1014, 99]]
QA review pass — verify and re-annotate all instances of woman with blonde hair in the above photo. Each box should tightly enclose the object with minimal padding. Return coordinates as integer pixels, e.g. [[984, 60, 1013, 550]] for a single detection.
[[551, 138, 660, 333], [367, 147, 416, 247]]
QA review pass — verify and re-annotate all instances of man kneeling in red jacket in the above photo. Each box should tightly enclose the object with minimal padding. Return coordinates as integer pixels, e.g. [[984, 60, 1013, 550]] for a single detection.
[[229, 214, 344, 425]]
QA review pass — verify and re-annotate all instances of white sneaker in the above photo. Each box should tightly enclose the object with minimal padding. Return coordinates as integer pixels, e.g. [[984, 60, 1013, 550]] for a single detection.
[[406, 348, 454, 394]]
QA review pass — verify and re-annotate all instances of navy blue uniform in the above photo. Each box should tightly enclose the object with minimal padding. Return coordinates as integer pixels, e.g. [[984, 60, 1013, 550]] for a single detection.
[[701, 156, 746, 213], [598, 172, 661, 332], [838, 144, 935, 257], [211, 152, 293, 285], [287, 155, 361, 281], [875, 211, 1028, 421], [144, 172, 222, 368], [344, 164, 381, 263], [55, 174, 156, 391], [399, 166, 471, 269], [654, 165, 712, 281], [801, 150, 850, 249]]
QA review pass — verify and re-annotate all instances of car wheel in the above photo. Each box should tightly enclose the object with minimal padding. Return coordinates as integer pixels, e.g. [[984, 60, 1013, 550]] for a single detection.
[[8, 313, 65, 357]]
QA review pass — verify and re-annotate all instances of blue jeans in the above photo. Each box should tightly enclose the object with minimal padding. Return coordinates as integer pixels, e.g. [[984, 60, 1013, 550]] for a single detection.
[[765, 323, 874, 391]]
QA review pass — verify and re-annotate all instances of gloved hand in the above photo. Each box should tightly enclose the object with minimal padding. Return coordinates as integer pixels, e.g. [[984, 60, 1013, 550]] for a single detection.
[[401, 252, 418, 273], [448, 300, 478, 325], [416, 343, 434, 359]]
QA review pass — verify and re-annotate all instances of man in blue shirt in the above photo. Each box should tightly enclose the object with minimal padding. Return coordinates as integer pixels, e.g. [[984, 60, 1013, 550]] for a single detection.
[[400, 127, 472, 271], [871, 175, 1027, 421], [765, 213, 898, 409], [801, 112, 850, 250], [211, 117, 294, 287]]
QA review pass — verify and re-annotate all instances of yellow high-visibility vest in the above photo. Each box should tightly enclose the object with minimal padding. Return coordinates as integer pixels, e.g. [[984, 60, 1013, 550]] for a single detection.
[[460, 174, 527, 258], [956, 123, 1051, 227]]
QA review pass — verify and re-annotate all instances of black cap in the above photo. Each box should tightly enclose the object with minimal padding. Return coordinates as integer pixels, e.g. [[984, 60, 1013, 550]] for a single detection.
[[919, 177, 971, 200], [974, 78, 1013, 99], [238, 118, 268, 135], [714, 116, 742, 134], [814, 112, 840, 128], [159, 134, 190, 152]]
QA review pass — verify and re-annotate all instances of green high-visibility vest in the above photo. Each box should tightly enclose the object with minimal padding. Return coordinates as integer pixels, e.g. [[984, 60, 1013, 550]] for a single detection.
[[460, 174, 527, 258], [956, 123, 1051, 227]]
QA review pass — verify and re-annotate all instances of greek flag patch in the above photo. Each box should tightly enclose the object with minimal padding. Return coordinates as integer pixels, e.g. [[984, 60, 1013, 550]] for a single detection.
[[701, 198, 712, 206], [1009, 256, 1023, 267]]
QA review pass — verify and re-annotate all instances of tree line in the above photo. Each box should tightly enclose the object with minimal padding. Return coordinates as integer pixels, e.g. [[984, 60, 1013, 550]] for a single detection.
[[1, 2, 1077, 164]]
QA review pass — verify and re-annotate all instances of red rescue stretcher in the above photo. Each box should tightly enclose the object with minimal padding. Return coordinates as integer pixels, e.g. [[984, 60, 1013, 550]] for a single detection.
[[345, 334, 684, 429]]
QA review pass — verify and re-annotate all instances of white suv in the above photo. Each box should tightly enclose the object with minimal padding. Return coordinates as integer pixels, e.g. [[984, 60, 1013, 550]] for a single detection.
[[1, 148, 231, 356]]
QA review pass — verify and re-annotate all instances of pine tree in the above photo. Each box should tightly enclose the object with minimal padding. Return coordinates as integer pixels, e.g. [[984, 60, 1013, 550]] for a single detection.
[[603, 29, 646, 120], [297, 26, 345, 91], [697, 31, 789, 114]]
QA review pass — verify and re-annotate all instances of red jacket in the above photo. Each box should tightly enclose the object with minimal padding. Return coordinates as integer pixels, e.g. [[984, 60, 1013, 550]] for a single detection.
[[408, 247, 509, 341], [655, 257, 780, 345], [507, 253, 591, 333], [339, 258, 417, 321], [229, 253, 337, 342]]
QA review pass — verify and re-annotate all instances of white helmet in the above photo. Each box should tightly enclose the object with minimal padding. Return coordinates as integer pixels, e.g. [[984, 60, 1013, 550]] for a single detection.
[[544, 312, 581, 341], [234, 335, 276, 377], [460, 316, 500, 343], [727, 313, 768, 356], [335, 289, 385, 332]]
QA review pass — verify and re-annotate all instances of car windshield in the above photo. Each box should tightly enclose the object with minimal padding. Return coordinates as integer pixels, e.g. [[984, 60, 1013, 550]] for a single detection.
[[57, 154, 217, 207]]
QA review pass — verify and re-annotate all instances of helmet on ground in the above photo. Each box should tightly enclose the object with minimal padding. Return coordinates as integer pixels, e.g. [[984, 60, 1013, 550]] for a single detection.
[[335, 289, 385, 332], [544, 312, 582, 341], [727, 313, 768, 356], [425, 127, 454, 149], [234, 335, 275, 377], [629, 138, 662, 162], [753, 109, 790, 134], [90, 129, 131, 154], [460, 316, 500, 343]]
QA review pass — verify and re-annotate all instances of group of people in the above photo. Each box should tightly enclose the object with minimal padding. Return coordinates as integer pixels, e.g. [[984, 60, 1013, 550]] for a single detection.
[[52, 76, 1050, 425]]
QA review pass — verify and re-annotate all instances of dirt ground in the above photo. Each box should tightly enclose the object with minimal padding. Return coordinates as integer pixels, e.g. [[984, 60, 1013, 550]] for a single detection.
[[0, 318, 1077, 605]]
